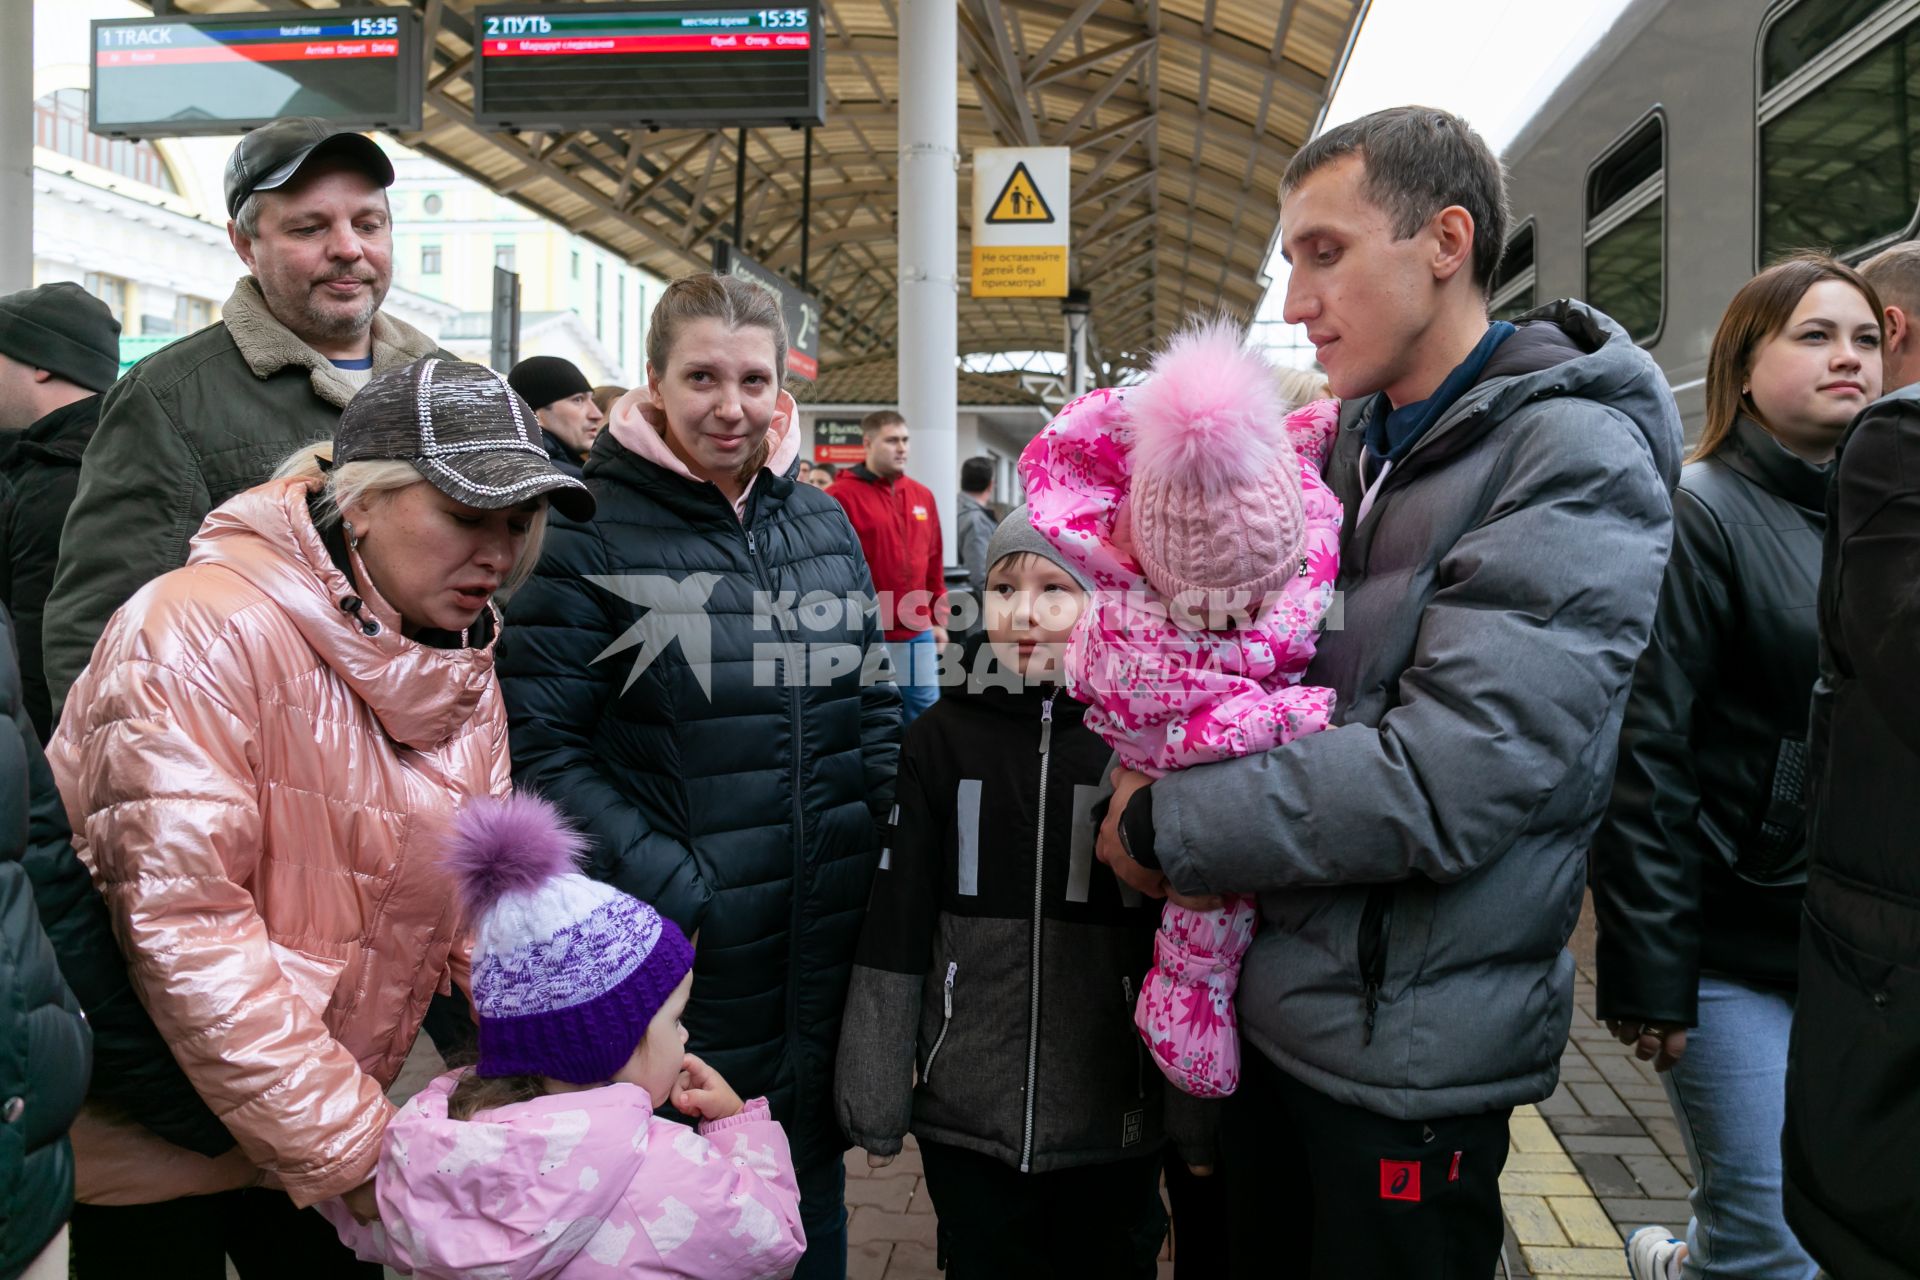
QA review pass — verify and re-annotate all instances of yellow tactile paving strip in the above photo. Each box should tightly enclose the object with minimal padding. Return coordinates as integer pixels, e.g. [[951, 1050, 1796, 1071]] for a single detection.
[[1503, 1103, 1629, 1276]]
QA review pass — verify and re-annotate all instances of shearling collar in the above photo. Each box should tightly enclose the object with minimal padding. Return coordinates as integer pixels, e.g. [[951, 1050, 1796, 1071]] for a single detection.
[[220, 275, 440, 409]]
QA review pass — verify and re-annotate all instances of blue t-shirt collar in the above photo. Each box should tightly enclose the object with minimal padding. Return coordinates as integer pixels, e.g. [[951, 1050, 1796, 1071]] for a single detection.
[[329, 355, 375, 371], [1364, 320, 1516, 465]]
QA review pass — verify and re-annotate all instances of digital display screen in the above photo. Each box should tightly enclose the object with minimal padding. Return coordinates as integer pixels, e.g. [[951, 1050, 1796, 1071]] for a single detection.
[[473, 3, 824, 130], [91, 9, 421, 138]]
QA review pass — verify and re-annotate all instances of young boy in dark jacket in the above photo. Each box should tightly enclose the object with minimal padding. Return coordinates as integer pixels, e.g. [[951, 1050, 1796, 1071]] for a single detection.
[[835, 508, 1170, 1279]]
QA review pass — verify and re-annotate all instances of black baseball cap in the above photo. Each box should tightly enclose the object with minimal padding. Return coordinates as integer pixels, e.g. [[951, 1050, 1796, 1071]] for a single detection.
[[225, 118, 395, 220], [335, 357, 595, 521]]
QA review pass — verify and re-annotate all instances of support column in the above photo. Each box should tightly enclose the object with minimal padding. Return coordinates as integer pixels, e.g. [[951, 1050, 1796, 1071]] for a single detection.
[[0, 0, 34, 294], [897, 0, 959, 553], [1062, 288, 1092, 397]]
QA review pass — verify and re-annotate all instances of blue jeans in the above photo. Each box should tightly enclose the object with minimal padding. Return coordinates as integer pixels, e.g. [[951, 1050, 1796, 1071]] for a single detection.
[[1663, 974, 1818, 1280], [792, 1155, 848, 1280], [885, 629, 941, 726]]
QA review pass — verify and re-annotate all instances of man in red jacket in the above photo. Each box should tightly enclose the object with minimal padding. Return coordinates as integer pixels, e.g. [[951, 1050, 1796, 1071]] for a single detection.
[[828, 410, 947, 722]]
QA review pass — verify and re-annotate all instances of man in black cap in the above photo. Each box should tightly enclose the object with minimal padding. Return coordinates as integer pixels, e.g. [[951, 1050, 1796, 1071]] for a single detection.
[[507, 355, 606, 479], [41, 118, 446, 721], [0, 282, 121, 739]]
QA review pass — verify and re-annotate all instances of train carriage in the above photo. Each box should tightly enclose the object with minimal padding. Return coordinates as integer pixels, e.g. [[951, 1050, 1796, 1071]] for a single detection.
[[1496, 0, 1920, 431]]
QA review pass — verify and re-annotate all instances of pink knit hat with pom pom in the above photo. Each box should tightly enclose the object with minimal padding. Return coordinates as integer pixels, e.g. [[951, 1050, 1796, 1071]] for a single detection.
[[1122, 319, 1305, 608], [444, 793, 694, 1084]]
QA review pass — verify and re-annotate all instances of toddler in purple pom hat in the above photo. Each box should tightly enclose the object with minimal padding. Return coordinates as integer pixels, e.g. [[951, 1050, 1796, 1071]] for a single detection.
[[320, 794, 806, 1279]]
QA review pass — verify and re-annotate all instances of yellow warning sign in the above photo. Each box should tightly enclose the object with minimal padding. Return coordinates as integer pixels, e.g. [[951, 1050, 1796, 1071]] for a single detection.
[[971, 245, 1068, 296], [971, 147, 1069, 297], [985, 162, 1055, 224]]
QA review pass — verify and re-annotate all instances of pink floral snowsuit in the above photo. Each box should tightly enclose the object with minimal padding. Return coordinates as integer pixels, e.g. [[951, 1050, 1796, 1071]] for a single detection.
[[1019, 393, 1343, 1097]]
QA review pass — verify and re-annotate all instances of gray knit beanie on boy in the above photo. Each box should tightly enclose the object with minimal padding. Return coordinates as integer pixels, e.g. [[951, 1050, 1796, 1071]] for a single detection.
[[985, 504, 1094, 591]]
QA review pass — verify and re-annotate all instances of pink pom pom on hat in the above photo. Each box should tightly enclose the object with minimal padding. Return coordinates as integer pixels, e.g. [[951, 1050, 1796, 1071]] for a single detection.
[[1121, 319, 1306, 608], [444, 793, 694, 1084]]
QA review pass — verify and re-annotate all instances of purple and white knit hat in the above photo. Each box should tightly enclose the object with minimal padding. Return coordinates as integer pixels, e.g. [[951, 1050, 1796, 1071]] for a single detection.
[[444, 794, 695, 1084]]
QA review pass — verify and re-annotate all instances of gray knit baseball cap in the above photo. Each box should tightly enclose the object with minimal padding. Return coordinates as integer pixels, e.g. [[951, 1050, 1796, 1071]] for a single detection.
[[335, 357, 594, 521]]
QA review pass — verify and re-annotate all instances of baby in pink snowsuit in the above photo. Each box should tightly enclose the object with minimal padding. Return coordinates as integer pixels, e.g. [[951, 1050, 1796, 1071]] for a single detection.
[[1019, 320, 1342, 1098], [319, 795, 805, 1279]]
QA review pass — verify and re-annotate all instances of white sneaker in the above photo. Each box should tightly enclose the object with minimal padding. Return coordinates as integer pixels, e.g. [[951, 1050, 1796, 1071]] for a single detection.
[[1626, 1225, 1687, 1280]]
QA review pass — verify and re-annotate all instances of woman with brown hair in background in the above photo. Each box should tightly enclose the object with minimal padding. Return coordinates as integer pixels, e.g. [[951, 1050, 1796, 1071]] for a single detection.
[[590, 383, 627, 419], [1591, 255, 1883, 1280]]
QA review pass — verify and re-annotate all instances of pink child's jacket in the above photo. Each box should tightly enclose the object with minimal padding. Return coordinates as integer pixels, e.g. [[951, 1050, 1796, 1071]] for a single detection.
[[319, 1071, 805, 1280], [1020, 370, 1345, 1099]]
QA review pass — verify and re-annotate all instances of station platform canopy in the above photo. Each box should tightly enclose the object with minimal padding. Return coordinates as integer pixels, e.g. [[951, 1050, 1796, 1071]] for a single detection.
[[137, 0, 1366, 380], [791, 352, 1050, 409]]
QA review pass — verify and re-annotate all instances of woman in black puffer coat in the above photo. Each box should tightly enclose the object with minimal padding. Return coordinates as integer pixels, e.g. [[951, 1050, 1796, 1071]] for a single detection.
[[500, 275, 900, 1280], [1, 603, 91, 1280], [1592, 256, 1885, 1280]]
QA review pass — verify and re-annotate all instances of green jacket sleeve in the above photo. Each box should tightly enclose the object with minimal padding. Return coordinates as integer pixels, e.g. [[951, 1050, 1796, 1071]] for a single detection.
[[42, 377, 209, 724]]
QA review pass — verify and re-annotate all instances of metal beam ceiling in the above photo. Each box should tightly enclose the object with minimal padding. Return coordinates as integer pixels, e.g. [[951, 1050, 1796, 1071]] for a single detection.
[[138, 0, 1368, 379]]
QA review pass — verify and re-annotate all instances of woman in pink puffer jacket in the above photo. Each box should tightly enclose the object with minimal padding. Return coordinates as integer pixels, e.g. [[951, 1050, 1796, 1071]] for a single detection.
[[1019, 321, 1343, 1099], [48, 359, 593, 1273]]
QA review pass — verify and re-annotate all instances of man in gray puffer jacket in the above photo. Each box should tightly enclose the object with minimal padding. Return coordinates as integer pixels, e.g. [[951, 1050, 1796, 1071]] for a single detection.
[[1098, 107, 1681, 1278]]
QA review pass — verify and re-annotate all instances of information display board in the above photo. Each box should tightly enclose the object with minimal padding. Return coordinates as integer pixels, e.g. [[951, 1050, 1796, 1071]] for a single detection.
[[472, 2, 824, 130], [90, 9, 422, 138]]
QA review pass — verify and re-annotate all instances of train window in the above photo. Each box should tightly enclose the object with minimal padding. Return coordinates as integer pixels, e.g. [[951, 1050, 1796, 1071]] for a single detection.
[[1585, 114, 1665, 345], [1587, 123, 1662, 222], [1764, 0, 1887, 90], [1758, 4, 1920, 265], [1491, 220, 1536, 322]]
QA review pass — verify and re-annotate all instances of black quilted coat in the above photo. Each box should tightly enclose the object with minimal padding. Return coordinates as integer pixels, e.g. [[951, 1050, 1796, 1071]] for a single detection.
[[1, 604, 91, 1278], [1782, 386, 1920, 1280], [500, 431, 901, 1175], [1591, 417, 1824, 1028]]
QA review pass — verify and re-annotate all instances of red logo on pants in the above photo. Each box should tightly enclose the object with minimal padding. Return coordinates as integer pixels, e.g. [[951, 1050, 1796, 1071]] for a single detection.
[[1380, 1159, 1421, 1201]]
